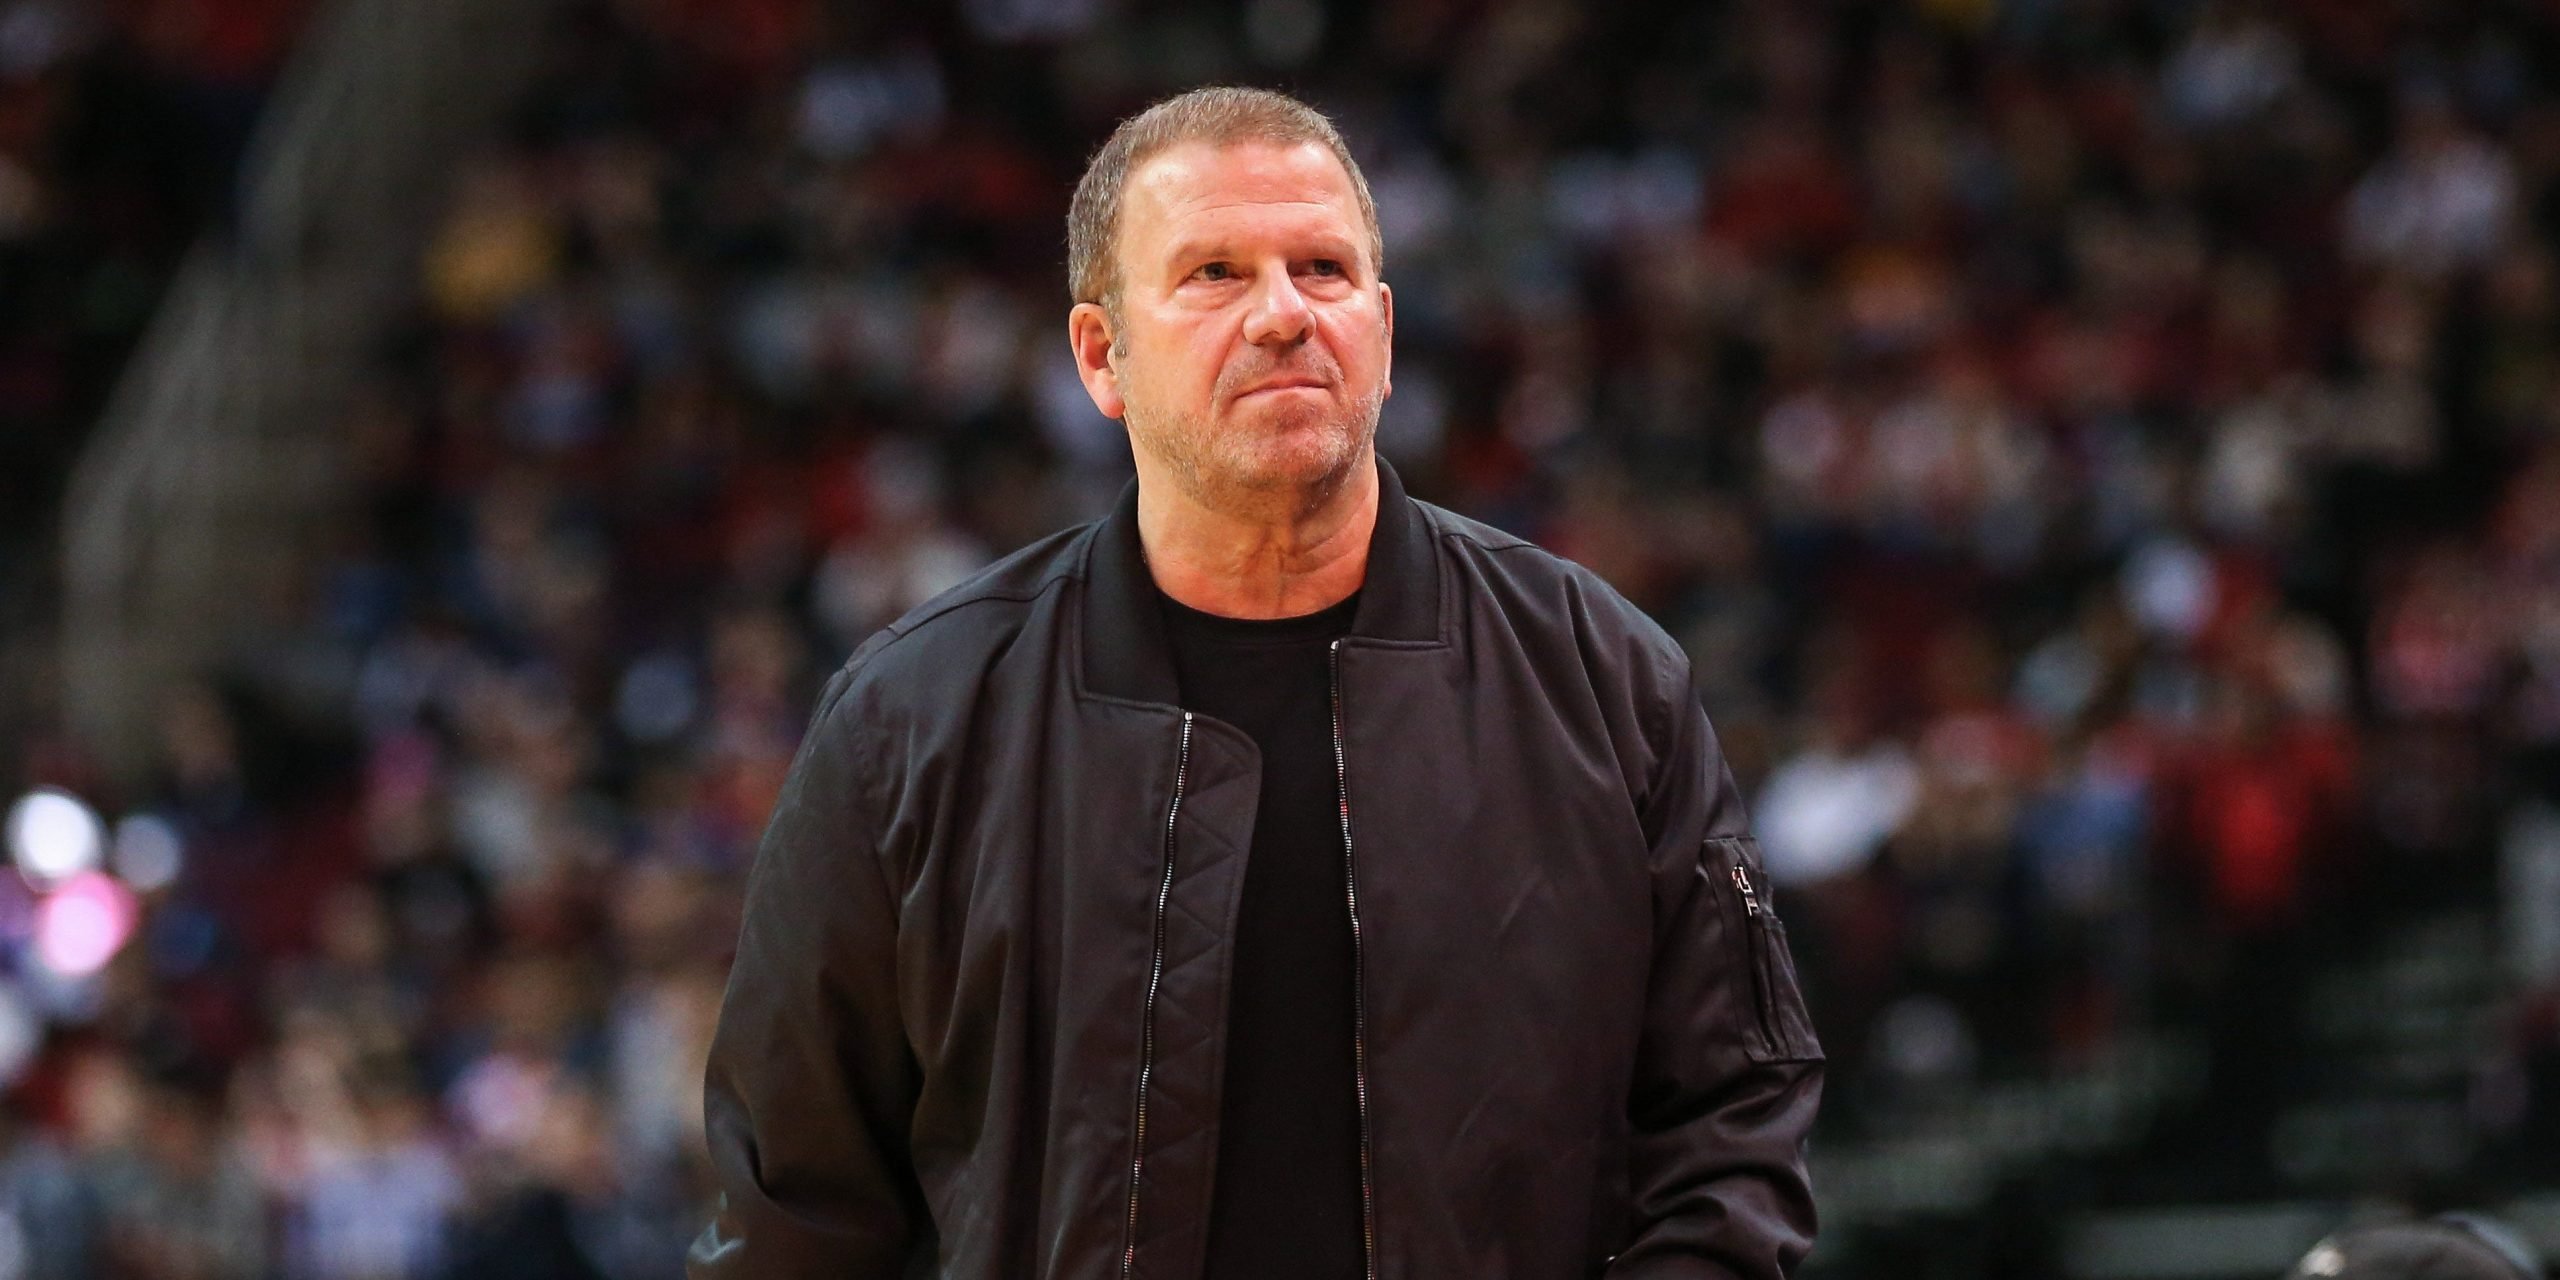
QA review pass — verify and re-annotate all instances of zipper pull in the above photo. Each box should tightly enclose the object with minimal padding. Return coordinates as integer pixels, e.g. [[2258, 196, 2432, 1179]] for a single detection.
[[1730, 866, 1761, 918]]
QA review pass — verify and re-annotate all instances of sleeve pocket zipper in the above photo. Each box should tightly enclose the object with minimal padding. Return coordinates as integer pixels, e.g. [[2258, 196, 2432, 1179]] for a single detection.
[[1704, 836, 1824, 1065]]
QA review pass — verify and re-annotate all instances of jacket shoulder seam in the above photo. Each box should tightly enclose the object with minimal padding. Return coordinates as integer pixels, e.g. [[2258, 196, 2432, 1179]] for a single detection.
[[1416, 501, 1538, 555], [833, 526, 1094, 676], [881, 578, 1062, 644], [836, 577, 1066, 678]]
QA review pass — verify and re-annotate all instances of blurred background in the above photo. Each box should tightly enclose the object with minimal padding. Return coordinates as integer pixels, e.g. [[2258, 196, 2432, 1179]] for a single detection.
[[0, 0, 2556, 1276]]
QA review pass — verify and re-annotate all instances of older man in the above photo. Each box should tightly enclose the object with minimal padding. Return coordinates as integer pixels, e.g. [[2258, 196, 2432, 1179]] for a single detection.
[[690, 86, 1822, 1280]]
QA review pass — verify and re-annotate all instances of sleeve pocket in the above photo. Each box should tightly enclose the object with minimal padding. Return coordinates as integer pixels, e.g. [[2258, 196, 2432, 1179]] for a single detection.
[[1702, 836, 1824, 1065]]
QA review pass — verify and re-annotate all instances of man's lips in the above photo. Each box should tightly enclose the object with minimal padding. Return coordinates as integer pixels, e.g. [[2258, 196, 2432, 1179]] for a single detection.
[[1236, 378, 1329, 397]]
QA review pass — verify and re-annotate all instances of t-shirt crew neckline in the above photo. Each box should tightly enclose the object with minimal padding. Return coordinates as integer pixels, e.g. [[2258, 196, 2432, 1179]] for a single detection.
[[1156, 589, 1363, 647]]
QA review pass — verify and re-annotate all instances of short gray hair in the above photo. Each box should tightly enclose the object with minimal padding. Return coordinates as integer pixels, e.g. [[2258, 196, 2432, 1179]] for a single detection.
[[1067, 86, 1383, 314]]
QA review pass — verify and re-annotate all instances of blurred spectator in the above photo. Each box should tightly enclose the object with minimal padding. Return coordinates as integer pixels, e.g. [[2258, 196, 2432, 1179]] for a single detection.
[[0, 1104, 90, 1279], [74, 1056, 265, 1280], [272, 1056, 461, 1280], [2346, 91, 2519, 280]]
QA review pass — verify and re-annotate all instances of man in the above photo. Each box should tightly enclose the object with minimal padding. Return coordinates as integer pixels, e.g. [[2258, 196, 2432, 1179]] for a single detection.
[[689, 86, 1822, 1280]]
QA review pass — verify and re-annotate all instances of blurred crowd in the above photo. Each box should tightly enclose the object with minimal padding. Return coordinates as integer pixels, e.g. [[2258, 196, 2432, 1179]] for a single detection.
[[7, 0, 2560, 1275]]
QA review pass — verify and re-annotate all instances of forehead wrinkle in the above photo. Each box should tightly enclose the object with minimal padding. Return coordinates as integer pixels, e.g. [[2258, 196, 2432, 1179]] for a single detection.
[[1168, 196, 1346, 215]]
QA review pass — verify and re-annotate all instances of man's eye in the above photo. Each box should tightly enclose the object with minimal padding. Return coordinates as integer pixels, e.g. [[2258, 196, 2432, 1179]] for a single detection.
[[1194, 262, 1232, 282], [1307, 259, 1343, 277]]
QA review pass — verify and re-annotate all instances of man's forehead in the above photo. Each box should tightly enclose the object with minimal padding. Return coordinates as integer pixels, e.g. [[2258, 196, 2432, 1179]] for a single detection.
[[1124, 140, 1362, 234]]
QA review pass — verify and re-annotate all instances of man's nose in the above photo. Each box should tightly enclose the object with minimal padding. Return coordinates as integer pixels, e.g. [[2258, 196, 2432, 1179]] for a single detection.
[[1241, 268, 1313, 346]]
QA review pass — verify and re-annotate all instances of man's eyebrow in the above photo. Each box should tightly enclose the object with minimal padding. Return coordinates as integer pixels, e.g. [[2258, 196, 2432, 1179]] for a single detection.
[[1160, 235, 1364, 270], [1162, 239, 1235, 267]]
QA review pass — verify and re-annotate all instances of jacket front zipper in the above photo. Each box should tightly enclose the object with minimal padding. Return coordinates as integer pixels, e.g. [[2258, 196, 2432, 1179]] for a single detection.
[[1329, 640, 1380, 1280], [1122, 711, 1194, 1280]]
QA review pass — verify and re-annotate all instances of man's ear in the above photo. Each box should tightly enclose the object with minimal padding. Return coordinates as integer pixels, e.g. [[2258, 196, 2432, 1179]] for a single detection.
[[1068, 302, 1125, 421], [1379, 280, 1394, 402]]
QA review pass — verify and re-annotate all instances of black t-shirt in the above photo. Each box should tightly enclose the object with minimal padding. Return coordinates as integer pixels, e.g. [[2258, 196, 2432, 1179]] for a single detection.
[[1160, 587, 1366, 1280]]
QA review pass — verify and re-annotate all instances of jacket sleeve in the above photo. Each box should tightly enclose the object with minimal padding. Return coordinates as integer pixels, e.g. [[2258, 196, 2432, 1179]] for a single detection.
[[688, 661, 930, 1279], [1605, 677, 1824, 1280]]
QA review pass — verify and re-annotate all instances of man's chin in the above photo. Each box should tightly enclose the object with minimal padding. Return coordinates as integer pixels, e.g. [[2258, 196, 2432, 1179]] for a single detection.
[[1223, 437, 1365, 496], [1131, 403, 1376, 513]]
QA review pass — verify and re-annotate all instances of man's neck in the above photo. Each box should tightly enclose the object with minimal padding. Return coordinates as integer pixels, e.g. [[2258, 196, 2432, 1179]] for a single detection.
[[1137, 457, 1378, 620]]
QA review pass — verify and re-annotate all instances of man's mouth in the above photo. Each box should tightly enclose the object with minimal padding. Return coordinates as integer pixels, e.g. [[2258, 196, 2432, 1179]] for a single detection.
[[1238, 378, 1328, 397]]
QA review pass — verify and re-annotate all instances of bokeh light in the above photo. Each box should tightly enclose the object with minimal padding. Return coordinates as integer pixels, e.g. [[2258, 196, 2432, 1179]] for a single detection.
[[6, 788, 104, 887], [108, 813, 183, 893], [34, 871, 139, 978]]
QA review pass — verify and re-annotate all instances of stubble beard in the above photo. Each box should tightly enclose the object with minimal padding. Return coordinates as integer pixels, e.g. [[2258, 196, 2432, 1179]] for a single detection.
[[1125, 382, 1384, 524]]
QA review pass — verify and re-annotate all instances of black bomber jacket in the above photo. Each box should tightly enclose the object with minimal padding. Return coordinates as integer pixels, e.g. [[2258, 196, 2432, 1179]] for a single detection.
[[688, 460, 1824, 1280]]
